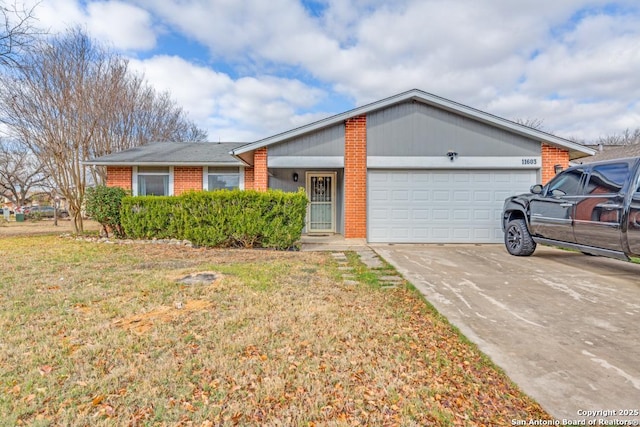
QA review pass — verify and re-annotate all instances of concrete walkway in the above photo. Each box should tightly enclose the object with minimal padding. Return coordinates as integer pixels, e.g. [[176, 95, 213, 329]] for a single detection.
[[299, 234, 367, 252], [301, 235, 403, 288]]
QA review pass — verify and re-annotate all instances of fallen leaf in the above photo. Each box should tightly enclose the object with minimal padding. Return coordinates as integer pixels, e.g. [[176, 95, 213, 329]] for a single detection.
[[38, 365, 53, 376], [92, 395, 105, 406]]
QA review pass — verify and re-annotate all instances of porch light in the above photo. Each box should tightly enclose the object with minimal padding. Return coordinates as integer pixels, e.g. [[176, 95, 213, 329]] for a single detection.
[[554, 164, 563, 174], [293, 172, 299, 182]]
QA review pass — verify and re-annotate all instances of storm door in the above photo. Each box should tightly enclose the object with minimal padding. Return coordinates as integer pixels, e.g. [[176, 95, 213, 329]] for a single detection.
[[306, 172, 336, 233]]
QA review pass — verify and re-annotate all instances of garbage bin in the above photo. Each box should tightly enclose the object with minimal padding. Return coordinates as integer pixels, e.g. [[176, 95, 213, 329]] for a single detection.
[[15, 213, 24, 222]]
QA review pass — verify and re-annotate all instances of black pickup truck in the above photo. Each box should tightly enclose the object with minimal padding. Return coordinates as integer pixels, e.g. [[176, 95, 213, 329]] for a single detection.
[[502, 156, 640, 260]]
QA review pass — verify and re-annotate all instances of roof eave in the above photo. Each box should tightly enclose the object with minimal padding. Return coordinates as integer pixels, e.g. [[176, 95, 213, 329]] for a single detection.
[[232, 89, 596, 157], [232, 91, 420, 155], [84, 161, 245, 166]]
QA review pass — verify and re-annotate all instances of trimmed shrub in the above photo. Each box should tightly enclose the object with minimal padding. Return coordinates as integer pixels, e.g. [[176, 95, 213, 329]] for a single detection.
[[85, 185, 128, 237], [120, 189, 308, 249], [120, 196, 182, 240]]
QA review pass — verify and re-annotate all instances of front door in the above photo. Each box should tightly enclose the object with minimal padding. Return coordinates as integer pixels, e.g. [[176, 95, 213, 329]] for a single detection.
[[306, 172, 336, 233]]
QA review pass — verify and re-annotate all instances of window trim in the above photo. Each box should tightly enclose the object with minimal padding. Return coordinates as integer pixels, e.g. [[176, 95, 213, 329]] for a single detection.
[[202, 166, 244, 191], [132, 166, 174, 196]]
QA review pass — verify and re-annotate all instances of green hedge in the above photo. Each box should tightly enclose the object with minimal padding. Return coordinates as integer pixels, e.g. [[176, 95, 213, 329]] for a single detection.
[[120, 189, 308, 249], [85, 185, 128, 237]]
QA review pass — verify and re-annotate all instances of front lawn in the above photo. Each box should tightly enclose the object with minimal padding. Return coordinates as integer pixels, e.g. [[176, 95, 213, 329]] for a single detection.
[[0, 235, 549, 425]]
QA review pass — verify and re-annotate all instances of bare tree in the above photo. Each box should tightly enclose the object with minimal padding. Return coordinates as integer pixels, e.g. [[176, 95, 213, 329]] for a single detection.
[[513, 117, 545, 130], [0, 138, 48, 207], [87, 67, 207, 184], [0, 28, 207, 233], [597, 128, 640, 146], [1, 0, 40, 68]]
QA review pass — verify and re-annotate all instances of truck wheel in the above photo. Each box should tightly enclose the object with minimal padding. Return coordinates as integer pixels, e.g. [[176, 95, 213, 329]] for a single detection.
[[505, 219, 536, 256]]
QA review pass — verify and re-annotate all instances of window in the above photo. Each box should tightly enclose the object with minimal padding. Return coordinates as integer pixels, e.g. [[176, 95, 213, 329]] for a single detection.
[[546, 168, 586, 197], [584, 163, 629, 195], [137, 166, 170, 196], [207, 167, 239, 190]]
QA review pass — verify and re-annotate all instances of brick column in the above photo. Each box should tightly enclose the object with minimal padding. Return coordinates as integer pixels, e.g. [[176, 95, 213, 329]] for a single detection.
[[253, 147, 268, 191], [106, 166, 132, 191], [344, 115, 367, 238], [541, 143, 569, 184], [244, 167, 255, 190], [174, 166, 203, 195]]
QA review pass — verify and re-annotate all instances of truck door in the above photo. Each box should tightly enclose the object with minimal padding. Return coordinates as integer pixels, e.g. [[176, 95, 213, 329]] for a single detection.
[[530, 167, 586, 243], [574, 162, 629, 251], [627, 173, 640, 255]]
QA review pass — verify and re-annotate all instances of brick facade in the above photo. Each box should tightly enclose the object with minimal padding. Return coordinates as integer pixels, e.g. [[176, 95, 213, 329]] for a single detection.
[[174, 167, 203, 196], [102, 123, 574, 242], [244, 167, 255, 190], [253, 148, 269, 191], [106, 166, 132, 191], [344, 115, 367, 238], [541, 143, 569, 184]]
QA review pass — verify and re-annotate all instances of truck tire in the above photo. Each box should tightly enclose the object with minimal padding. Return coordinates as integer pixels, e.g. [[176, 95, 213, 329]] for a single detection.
[[505, 218, 536, 256]]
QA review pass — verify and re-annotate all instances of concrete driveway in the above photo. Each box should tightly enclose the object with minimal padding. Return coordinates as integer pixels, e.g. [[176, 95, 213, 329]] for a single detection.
[[371, 244, 640, 422]]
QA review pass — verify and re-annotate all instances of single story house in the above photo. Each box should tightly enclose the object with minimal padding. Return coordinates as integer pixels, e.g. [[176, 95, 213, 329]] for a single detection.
[[87, 89, 595, 244]]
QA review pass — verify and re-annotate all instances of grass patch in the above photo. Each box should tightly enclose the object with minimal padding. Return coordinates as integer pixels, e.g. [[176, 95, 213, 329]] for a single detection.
[[0, 235, 549, 425], [339, 251, 405, 288]]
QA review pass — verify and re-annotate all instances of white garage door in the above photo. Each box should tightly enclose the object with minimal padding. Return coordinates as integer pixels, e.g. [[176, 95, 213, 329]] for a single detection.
[[368, 170, 537, 243]]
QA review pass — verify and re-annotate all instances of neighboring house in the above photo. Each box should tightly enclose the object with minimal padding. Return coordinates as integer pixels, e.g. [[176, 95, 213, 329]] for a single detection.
[[576, 144, 640, 164], [86, 89, 595, 244]]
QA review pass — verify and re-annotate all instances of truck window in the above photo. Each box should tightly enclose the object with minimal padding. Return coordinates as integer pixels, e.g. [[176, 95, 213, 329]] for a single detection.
[[584, 163, 628, 195], [547, 168, 585, 196]]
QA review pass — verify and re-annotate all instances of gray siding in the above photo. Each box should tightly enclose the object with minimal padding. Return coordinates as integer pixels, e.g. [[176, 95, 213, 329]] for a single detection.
[[269, 168, 344, 234], [367, 101, 540, 157], [269, 168, 307, 193], [269, 124, 345, 156]]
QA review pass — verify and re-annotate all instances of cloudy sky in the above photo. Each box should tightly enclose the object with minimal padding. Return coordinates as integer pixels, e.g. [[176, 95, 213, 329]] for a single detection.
[[27, 0, 640, 143]]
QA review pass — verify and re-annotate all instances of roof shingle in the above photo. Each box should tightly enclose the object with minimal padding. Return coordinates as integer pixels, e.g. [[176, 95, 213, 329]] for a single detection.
[[576, 144, 640, 164], [86, 142, 248, 166]]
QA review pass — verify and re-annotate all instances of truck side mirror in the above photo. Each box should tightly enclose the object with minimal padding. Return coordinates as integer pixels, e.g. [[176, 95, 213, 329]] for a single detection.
[[530, 184, 543, 194], [550, 189, 567, 197]]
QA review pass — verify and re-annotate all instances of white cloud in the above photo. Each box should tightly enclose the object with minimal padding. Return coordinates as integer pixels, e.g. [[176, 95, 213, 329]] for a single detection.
[[523, 13, 640, 101], [31, 0, 86, 32], [129, 55, 329, 141], [86, 1, 157, 50], [25, 0, 640, 142], [32, 0, 157, 51]]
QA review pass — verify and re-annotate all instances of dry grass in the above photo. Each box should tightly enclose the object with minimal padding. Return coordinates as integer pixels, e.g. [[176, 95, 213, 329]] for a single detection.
[[0, 233, 549, 426], [0, 218, 102, 237]]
